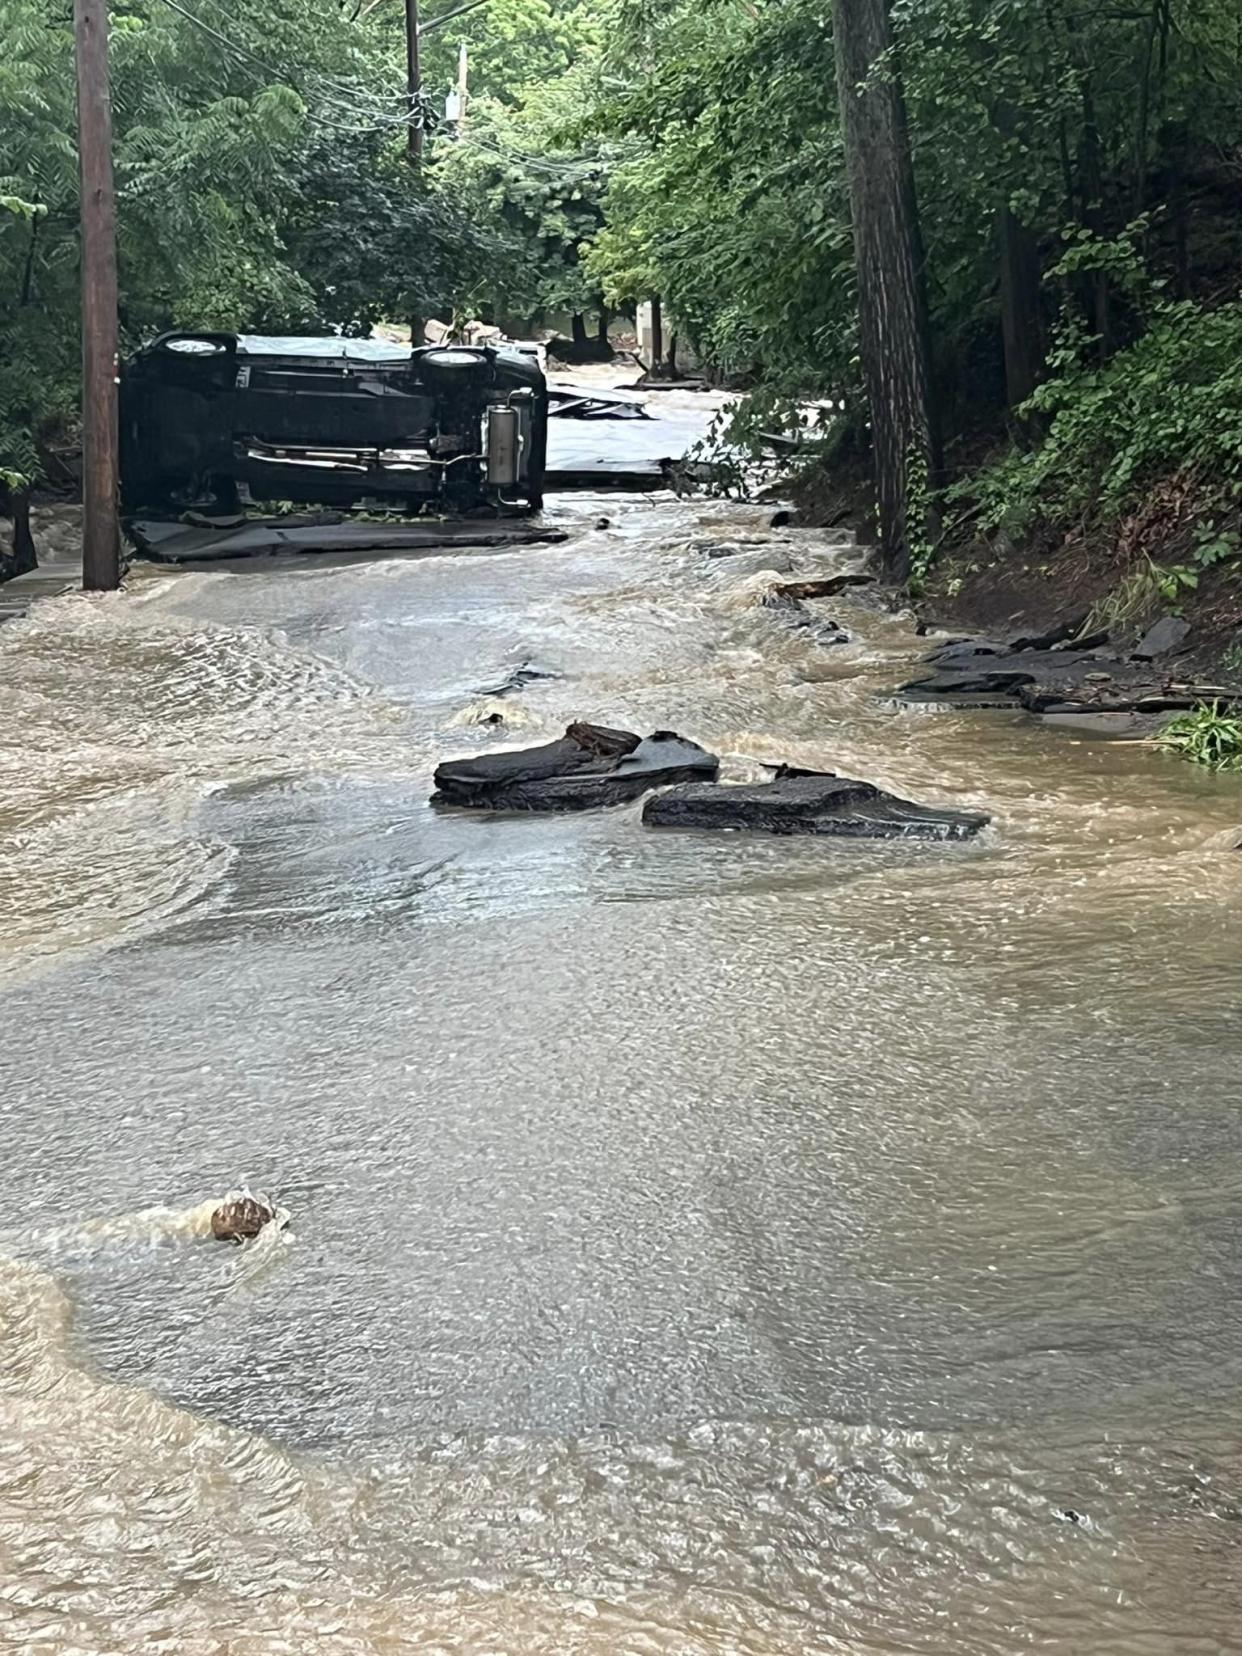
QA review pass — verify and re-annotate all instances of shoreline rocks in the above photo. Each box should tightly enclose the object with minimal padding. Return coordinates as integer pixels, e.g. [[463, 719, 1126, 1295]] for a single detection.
[[898, 623, 1242, 728]]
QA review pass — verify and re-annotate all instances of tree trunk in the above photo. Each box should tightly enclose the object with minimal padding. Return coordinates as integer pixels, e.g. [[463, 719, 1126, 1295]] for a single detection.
[[831, 0, 938, 583], [1132, 0, 1171, 217], [665, 331, 678, 375], [571, 312, 588, 349], [1168, 123, 1189, 298], [649, 296, 664, 371], [597, 307, 610, 345], [998, 206, 1044, 415], [9, 489, 37, 576], [1077, 77, 1110, 357]]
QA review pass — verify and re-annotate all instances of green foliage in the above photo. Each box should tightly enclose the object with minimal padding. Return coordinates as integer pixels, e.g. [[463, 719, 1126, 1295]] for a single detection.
[[415, 0, 601, 109], [583, 0, 1242, 554], [1084, 558, 1194, 635], [1048, 217, 1157, 298], [276, 132, 491, 334], [904, 442, 937, 594], [1158, 702, 1242, 772], [955, 301, 1242, 540], [432, 81, 614, 325], [586, 0, 854, 390], [1191, 522, 1240, 569], [0, 1, 79, 485]]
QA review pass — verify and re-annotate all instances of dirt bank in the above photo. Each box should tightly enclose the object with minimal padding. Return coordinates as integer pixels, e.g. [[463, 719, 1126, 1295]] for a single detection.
[[793, 460, 1242, 679]]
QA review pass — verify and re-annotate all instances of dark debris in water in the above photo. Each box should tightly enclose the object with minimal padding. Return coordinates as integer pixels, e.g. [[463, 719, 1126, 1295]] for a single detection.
[[474, 660, 562, 699], [432, 721, 718, 813], [644, 767, 990, 842], [211, 1197, 276, 1243]]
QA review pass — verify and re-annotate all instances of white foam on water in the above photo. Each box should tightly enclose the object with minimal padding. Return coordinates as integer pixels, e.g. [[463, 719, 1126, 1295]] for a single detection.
[[448, 696, 543, 731], [0, 1245, 834, 1653]]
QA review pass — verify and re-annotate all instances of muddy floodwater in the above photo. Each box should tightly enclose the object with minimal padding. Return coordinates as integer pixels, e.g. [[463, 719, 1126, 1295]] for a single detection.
[[3, 483, 1242, 1654]]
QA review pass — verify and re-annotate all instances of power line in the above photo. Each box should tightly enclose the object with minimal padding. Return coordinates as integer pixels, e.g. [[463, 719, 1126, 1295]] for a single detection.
[[150, 0, 421, 135], [419, 0, 490, 36], [454, 131, 610, 179], [193, 0, 410, 113]]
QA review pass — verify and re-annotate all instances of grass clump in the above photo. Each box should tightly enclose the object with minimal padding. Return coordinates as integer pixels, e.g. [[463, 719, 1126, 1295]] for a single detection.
[[1158, 702, 1242, 772]]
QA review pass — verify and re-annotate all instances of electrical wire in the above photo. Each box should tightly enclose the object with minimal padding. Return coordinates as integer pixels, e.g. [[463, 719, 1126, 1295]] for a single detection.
[[453, 131, 608, 179], [192, 0, 415, 114], [151, 0, 424, 135], [419, 0, 491, 36]]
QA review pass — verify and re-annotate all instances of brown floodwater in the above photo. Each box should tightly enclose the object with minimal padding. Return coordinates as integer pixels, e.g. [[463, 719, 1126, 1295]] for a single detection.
[[3, 481, 1242, 1653]]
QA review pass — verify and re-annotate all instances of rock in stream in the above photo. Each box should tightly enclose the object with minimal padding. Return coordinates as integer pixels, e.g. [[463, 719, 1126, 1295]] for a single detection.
[[897, 625, 1242, 727]]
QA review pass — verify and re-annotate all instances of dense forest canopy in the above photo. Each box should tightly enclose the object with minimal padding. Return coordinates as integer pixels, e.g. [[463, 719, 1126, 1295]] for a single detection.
[[3, 0, 1240, 580]]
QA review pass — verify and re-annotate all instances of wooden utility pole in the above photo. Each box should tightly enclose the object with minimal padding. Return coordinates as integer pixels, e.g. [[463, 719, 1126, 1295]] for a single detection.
[[73, 0, 121, 591], [831, 0, 937, 583], [405, 0, 423, 162]]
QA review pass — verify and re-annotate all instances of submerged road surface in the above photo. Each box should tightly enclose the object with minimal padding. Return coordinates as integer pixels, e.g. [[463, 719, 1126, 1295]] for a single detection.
[[3, 487, 1242, 1653]]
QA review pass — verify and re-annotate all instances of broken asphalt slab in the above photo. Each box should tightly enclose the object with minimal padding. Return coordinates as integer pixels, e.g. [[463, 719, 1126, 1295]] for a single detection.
[[474, 660, 562, 697], [547, 385, 650, 420], [770, 573, 876, 600], [128, 516, 570, 563], [432, 726, 990, 840], [760, 588, 851, 645], [643, 767, 989, 841], [432, 721, 719, 812], [897, 621, 1241, 721]]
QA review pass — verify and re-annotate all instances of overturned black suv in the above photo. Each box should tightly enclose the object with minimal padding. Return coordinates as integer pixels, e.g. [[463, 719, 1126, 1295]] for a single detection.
[[120, 333, 548, 516]]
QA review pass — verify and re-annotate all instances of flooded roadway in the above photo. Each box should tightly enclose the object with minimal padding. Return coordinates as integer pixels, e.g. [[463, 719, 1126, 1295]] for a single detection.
[[3, 485, 1242, 1653]]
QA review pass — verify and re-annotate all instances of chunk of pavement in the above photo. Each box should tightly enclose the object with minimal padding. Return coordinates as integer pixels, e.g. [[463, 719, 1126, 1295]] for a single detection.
[[1013, 667, 1241, 715], [1006, 613, 1091, 651], [1133, 615, 1191, 660], [475, 659, 562, 697], [898, 644, 1123, 703], [770, 573, 876, 600], [759, 589, 850, 644], [432, 721, 718, 812], [211, 1196, 275, 1243], [920, 629, 1111, 666], [896, 663, 1038, 699], [919, 636, 1012, 665], [643, 766, 989, 840], [699, 538, 777, 560]]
